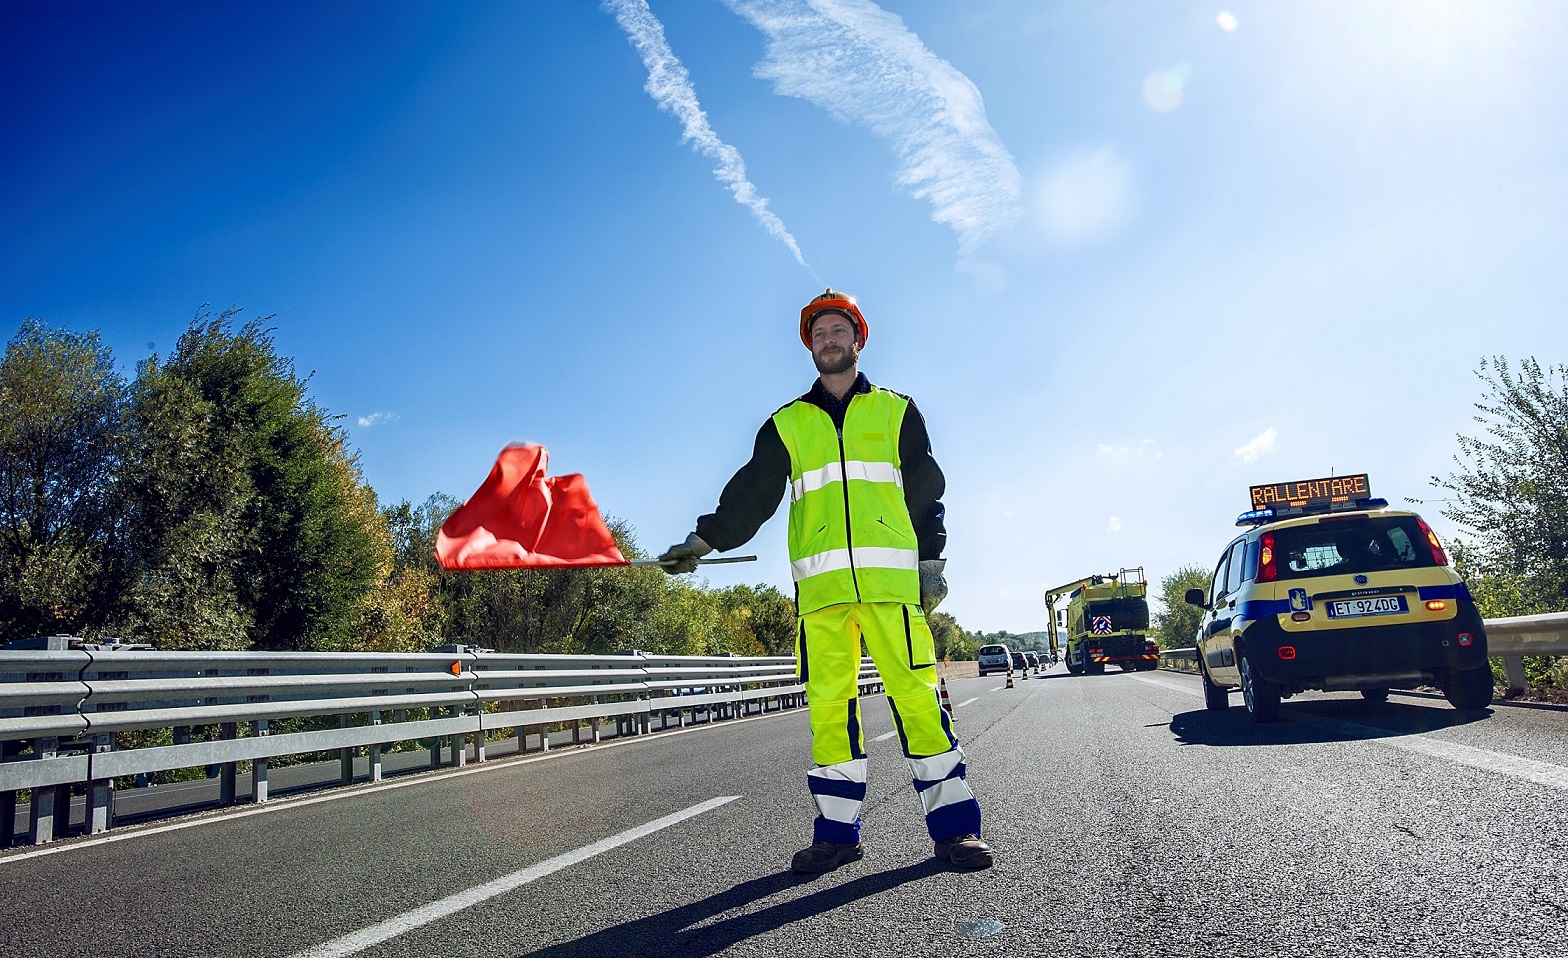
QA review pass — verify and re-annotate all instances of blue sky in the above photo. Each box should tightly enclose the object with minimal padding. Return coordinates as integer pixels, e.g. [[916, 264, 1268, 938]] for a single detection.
[[4, 1, 1565, 632]]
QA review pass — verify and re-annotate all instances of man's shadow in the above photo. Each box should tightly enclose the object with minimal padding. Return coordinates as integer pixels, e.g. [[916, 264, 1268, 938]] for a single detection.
[[520, 859, 945, 958]]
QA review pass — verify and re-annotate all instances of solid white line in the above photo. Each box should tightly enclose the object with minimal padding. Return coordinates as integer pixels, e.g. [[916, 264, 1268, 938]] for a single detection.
[[1309, 718, 1568, 792], [1129, 675, 1568, 792], [955, 697, 979, 708], [872, 730, 898, 742], [1, 706, 794, 866], [1132, 675, 1201, 697], [285, 796, 740, 958]]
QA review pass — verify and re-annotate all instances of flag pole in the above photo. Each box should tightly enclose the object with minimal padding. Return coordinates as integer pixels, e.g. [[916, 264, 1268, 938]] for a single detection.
[[629, 555, 758, 567]]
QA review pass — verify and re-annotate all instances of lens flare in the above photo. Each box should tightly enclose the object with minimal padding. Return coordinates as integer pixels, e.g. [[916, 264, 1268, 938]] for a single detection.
[[1217, 11, 1239, 32], [1142, 62, 1192, 112]]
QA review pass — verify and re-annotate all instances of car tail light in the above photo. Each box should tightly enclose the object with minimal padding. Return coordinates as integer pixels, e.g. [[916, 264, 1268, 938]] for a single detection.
[[1426, 599, 1447, 611], [1457, 632, 1474, 647], [1258, 531, 1278, 582], [1415, 516, 1449, 566], [1278, 645, 1297, 660]]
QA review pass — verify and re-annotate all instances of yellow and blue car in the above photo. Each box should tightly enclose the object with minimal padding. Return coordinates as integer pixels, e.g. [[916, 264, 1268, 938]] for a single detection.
[[1186, 474, 1493, 722]]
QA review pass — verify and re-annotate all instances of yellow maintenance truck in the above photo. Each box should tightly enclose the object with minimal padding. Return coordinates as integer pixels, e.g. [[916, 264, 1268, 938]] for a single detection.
[[1044, 568, 1160, 675]]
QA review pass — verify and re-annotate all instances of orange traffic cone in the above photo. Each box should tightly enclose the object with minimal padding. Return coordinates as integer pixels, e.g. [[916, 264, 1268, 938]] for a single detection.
[[938, 675, 953, 715], [1005, 667, 1014, 689]]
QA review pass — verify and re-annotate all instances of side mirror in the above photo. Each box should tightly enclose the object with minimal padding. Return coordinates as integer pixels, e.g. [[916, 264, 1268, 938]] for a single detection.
[[1184, 588, 1208, 608]]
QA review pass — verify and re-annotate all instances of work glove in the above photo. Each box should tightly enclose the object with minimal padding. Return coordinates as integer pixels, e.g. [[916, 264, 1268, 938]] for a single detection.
[[657, 532, 712, 575], [919, 558, 948, 614]]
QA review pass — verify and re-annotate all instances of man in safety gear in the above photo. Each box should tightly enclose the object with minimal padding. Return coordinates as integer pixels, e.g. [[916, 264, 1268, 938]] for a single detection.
[[658, 289, 992, 874]]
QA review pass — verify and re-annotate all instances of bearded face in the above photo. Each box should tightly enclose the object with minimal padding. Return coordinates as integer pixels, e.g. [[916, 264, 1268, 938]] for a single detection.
[[809, 312, 862, 375]]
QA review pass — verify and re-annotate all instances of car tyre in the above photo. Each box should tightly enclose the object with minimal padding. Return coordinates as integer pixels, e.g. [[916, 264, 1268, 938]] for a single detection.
[[1360, 688, 1389, 703], [1066, 654, 1083, 676], [1200, 662, 1229, 711], [1240, 651, 1281, 723], [1443, 666, 1494, 711]]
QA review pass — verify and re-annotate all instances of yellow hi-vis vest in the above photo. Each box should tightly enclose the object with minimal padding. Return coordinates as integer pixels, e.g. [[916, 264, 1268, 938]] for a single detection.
[[772, 386, 921, 614]]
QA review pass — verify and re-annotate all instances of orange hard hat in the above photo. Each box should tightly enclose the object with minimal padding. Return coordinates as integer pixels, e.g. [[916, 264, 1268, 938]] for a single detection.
[[799, 289, 869, 349]]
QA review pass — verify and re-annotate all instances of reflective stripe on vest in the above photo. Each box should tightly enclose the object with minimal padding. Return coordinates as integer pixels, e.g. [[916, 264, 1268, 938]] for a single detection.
[[772, 387, 921, 613], [790, 460, 904, 503]]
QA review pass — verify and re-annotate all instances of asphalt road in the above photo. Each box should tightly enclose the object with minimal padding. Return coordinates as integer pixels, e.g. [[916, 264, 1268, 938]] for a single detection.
[[3, 666, 1566, 957]]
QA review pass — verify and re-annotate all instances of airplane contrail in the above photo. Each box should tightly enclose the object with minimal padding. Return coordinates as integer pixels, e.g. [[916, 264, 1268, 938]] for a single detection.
[[604, 0, 812, 271]]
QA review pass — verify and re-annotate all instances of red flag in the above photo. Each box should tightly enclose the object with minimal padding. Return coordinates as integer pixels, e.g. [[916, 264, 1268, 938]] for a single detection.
[[435, 444, 628, 570]]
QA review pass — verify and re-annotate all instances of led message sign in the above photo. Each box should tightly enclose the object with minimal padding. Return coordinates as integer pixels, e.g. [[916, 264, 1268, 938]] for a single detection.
[[1249, 474, 1371, 512]]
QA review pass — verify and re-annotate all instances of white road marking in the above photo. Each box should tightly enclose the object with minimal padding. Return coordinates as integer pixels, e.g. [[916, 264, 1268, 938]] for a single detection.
[[872, 730, 898, 742], [1131, 675, 1202, 697], [955, 697, 979, 708], [988, 686, 1005, 693], [1130, 674, 1568, 792], [286, 796, 740, 958], [1309, 718, 1568, 792]]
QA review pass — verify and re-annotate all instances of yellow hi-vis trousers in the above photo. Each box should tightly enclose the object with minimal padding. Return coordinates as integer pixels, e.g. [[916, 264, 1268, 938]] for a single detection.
[[796, 602, 982, 844]]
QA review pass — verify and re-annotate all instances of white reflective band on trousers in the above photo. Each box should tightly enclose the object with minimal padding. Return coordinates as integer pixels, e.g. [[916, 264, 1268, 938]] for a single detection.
[[807, 758, 867, 827], [790, 460, 903, 502], [909, 748, 975, 814], [791, 546, 918, 582]]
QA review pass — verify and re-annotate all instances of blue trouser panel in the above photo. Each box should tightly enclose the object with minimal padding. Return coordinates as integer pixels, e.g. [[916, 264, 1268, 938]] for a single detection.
[[798, 602, 982, 843]]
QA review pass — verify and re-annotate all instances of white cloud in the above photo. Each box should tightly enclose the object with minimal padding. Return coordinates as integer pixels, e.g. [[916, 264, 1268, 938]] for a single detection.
[[724, 0, 1022, 261], [1035, 147, 1135, 244], [358, 412, 399, 428], [1234, 427, 1278, 462], [1097, 437, 1159, 460], [1106, 516, 1123, 533], [605, 0, 810, 270]]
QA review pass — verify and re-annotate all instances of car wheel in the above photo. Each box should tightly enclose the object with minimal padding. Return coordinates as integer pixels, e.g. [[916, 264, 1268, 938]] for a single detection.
[[1443, 666, 1495, 711], [1239, 651, 1281, 723], [1066, 654, 1083, 676], [1361, 688, 1389, 703], [1200, 662, 1229, 711]]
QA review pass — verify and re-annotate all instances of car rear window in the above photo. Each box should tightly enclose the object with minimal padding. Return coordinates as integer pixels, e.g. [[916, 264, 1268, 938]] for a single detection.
[[1273, 516, 1439, 580], [979, 645, 1007, 656]]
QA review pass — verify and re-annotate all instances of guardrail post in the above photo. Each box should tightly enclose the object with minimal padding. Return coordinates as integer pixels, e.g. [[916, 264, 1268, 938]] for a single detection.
[[339, 715, 354, 785], [1503, 655, 1527, 691], [219, 723, 238, 804], [28, 737, 61, 844], [368, 712, 382, 782], [590, 696, 601, 743], [88, 733, 113, 834], [2, 740, 19, 846], [451, 707, 467, 767], [252, 720, 269, 803]]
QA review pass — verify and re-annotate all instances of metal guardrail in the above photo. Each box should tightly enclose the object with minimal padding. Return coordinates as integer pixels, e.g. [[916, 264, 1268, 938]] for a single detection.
[[0, 642, 883, 848], [1156, 613, 1568, 688]]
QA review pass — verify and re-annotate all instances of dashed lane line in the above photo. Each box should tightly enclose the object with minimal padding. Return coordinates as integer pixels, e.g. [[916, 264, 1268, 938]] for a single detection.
[[955, 697, 979, 708], [1130, 673, 1568, 792], [988, 686, 1005, 693], [872, 730, 899, 742], [285, 796, 740, 958]]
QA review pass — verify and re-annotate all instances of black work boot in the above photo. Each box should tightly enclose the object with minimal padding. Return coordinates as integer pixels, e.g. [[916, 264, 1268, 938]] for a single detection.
[[934, 833, 994, 870], [790, 840, 864, 874]]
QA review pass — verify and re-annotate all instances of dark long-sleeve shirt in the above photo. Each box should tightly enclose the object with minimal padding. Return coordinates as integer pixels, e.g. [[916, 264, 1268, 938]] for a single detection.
[[695, 372, 947, 559]]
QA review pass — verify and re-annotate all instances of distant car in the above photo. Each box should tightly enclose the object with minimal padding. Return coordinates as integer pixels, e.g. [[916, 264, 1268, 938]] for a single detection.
[[1023, 650, 1041, 671], [1009, 651, 1028, 673], [977, 644, 1012, 675]]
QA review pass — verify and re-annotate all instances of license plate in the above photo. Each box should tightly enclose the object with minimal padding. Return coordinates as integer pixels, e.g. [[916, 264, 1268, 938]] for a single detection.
[[1326, 596, 1408, 619]]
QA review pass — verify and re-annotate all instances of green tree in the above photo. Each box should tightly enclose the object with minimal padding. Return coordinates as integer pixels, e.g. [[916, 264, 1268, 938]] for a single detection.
[[111, 310, 389, 650], [1432, 357, 1568, 617], [0, 320, 127, 642], [928, 611, 974, 660], [1152, 564, 1210, 650]]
